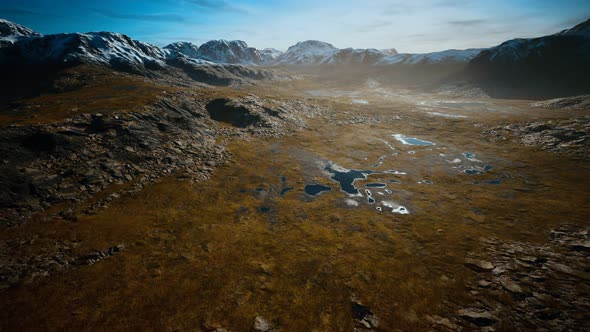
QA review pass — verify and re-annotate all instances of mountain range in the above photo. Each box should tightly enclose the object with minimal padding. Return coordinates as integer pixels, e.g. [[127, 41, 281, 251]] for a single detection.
[[0, 18, 483, 67], [1, 17, 589, 98]]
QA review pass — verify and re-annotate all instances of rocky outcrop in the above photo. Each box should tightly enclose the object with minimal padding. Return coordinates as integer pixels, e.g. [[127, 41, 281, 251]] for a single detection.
[[481, 117, 590, 158], [530, 94, 590, 110], [206, 98, 262, 127]]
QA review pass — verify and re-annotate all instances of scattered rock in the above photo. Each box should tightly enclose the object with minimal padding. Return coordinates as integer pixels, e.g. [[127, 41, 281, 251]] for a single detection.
[[351, 296, 379, 330], [464, 258, 495, 272], [460, 224, 590, 331], [457, 309, 497, 327], [426, 315, 459, 330], [72, 244, 125, 266], [253, 316, 274, 332], [499, 278, 525, 295], [481, 117, 590, 158], [478, 280, 492, 288], [569, 241, 590, 252]]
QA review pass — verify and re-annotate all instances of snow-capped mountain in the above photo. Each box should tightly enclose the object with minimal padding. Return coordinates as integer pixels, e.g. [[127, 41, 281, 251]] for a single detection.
[[164, 41, 199, 59], [2, 15, 589, 97], [0, 19, 41, 39], [0, 19, 481, 68], [195, 40, 263, 65], [273, 40, 338, 65], [272, 40, 478, 66], [377, 49, 484, 65], [0, 19, 286, 88], [2, 31, 168, 72], [273, 41, 388, 65]]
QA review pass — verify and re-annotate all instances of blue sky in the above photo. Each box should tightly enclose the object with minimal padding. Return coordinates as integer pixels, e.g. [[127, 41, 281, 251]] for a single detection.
[[1, 0, 589, 52]]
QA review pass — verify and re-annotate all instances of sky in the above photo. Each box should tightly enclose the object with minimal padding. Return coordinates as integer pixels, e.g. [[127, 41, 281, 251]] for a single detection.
[[1, 0, 589, 53]]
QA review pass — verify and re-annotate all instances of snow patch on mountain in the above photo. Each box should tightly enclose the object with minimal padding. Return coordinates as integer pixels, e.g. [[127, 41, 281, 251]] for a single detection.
[[0, 19, 41, 38], [6, 31, 168, 71], [164, 41, 199, 59], [380, 48, 399, 56], [274, 40, 339, 65], [196, 40, 262, 64]]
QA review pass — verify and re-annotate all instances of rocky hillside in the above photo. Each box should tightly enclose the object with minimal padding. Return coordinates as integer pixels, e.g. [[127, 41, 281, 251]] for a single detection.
[[482, 117, 590, 158], [0, 86, 325, 227], [464, 18, 590, 99]]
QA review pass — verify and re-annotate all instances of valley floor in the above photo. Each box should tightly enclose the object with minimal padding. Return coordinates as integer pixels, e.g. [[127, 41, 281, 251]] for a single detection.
[[1, 74, 589, 331]]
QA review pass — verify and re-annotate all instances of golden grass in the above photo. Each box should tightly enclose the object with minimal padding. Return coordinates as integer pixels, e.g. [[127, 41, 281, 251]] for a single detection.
[[0, 67, 169, 126], [1, 75, 589, 330]]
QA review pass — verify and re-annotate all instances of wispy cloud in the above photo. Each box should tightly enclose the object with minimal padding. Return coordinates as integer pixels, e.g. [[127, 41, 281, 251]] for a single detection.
[[435, 0, 472, 7], [447, 19, 487, 27], [0, 7, 66, 19], [92, 8, 187, 23], [185, 0, 249, 14], [356, 20, 393, 33], [0, 7, 40, 16]]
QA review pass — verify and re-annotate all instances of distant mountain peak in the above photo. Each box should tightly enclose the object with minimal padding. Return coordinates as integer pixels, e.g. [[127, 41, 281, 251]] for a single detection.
[[260, 48, 283, 64], [196, 39, 262, 64], [289, 40, 337, 51]]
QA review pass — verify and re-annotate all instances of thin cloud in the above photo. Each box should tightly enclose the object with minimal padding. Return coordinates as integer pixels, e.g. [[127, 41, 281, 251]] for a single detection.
[[435, 0, 471, 7], [447, 19, 487, 27], [186, 0, 249, 14], [92, 8, 187, 23], [0, 7, 66, 18], [382, 3, 418, 15], [0, 7, 41, 16], [356, 20, 393, 33]]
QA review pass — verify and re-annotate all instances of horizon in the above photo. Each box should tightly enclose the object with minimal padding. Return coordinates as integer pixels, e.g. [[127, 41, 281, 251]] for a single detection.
[[1, 1, 589, 53]]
